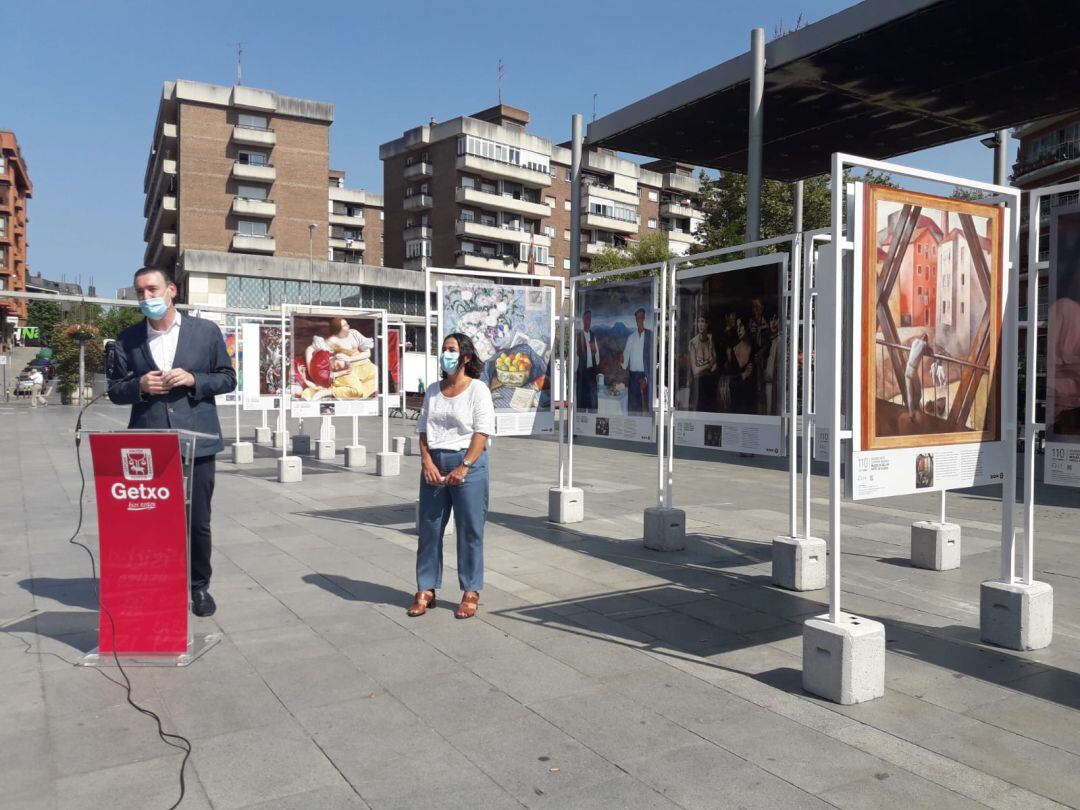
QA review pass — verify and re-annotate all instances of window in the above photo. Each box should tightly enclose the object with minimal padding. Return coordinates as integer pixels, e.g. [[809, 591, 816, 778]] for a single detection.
[[456, 134, 549, 174], [380, 211, 384, 221], [648, 190, 658, 202], [545, 226, 556, 238], [546, 195, 556, 207], [238, 113, 269, 130], [519, 243, 549, 264], [563, 258, 571, 270], [564, 200, 572, 211], [238, 150, 269, 166], [236, 184, 267, 200], [0, 215, 6, 238], [565, 168, 572, 181], [648, 218, 657, 229], [0, 156, 5, 174], [564, 229, 571, 241], [380, 233, 384, 243], [345, 204, 363, 218], [0, 246, 5, 268], [238, 220, 268, 236]]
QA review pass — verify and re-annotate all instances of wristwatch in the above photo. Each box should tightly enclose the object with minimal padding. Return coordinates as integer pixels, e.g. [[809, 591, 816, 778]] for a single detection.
[[462, 458, 473, 468]]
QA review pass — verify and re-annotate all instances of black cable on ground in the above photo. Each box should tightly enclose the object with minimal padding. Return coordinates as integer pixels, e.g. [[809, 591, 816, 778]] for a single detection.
[[70, 392, 192, 809]]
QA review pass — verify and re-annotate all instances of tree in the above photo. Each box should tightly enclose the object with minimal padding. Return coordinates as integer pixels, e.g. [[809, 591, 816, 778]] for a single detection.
[[695, 168, 897, 253], [99, 305, 144, 339], [950, 185, 989, 201], [26, 300, 62, 347], [588, 232, 674, 274]]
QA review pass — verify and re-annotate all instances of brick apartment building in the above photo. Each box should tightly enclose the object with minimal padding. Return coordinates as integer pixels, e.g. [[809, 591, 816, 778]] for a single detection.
[[142, 80, 413, 317], [0, 131, 33, 340], [379, 105, 704, 279]]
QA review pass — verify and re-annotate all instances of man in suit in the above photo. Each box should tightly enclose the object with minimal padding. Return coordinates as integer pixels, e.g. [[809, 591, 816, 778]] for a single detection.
[[620, 307, 653, 414], [575, 309, 599, 411], [107, 267, 236, 617]]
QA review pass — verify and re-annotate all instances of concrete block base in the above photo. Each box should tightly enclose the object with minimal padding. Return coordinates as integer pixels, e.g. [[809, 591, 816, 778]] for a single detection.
[[376, 451, 401, 477], [803, 613, 886, 705], [272, 430, 289, 450], [643, 507, 686, 551], [231, 441, 254, 464], [772, 535, 826, 591], [392, 436, 407, 455], [345, 445, 367, 468], [291, 434, 312, 456], [404, 437, 416, 456], [277, 456, 302, 484], [910, 520, 961, 570], [548, 487, 584, 524], [316, 439, 336, 461], [415, 499, 453, 534], [980, 580, 1053, 650], [254, 427, 271, 444]]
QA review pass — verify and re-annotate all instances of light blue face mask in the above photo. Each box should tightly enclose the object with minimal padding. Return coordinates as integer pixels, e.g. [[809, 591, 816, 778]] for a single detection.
[[139, 296, 169, 320], [440, 351, 461, 374]]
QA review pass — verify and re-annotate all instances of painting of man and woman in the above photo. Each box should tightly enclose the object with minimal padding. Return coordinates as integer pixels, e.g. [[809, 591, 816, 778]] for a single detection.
[[676, 260, 784, 418]]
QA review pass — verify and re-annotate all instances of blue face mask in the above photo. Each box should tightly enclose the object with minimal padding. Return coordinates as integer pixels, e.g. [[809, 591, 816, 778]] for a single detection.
[[139, 296, 169, 320], [440, 351, 461, 374]]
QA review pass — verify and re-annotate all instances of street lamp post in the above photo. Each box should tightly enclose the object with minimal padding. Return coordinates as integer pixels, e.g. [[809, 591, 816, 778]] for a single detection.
[[308, 223, 318, 305]]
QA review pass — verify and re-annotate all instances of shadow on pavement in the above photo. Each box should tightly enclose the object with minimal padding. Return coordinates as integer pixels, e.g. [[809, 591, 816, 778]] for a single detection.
[[302, 573, 412, 607], [18, 577, 99, 610]]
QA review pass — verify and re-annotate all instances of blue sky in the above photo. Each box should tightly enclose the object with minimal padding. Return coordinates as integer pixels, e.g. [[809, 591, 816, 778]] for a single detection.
[[6, 0, 1006, 298]]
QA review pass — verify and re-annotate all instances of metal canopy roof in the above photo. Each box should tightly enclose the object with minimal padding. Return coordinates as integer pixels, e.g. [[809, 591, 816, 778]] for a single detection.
[[587, 0, 1080, 181]]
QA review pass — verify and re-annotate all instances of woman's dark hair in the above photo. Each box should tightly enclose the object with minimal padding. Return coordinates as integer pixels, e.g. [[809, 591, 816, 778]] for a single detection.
[[443, 332, 484, 379]]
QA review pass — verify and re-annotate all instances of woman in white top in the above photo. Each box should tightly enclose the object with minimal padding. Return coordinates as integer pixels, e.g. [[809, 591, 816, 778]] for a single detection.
[[409, 332, 496, 619]]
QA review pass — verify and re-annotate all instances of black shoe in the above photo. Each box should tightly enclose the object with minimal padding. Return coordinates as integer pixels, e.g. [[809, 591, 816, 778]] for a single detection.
[[191, 589, 217, 617]]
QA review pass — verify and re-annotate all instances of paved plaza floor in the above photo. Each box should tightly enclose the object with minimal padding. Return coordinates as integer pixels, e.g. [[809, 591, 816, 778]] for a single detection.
[[3, 398, 1080, 809]]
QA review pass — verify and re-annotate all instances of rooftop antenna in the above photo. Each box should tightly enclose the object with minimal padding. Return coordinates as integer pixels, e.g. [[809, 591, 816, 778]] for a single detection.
[[592, 93, 598, 122], [236, 42, 244, 86], [498, 58, 504, 104]]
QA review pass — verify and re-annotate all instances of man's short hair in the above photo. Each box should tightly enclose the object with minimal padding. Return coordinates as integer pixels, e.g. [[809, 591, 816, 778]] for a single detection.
[[635, 307, 647, 317], [134, 266, 176, 287], [582, 309, 592, 317]]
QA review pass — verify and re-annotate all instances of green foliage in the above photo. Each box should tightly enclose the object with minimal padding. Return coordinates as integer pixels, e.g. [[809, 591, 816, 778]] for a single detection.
[[99, 306, 144, 339], [588, 232, 674, 274], [695, 168, 897, 254], [53, 322, 104, 398], [949, 185, 989, 201], [26, 300, 62, 347]]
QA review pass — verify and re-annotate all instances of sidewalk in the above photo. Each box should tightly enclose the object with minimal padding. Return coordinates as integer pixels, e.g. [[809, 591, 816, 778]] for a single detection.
[[2, 401, 1079, 808]]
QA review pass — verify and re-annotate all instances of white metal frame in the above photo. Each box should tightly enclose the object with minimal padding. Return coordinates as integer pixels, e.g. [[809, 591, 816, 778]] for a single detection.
[[829, 153, 1020, 621], [278, 303, 389, 460]]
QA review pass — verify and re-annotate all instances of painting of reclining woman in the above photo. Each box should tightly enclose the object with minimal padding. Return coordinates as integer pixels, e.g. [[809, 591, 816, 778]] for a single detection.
[[861, 185, 1002, 450], [676, 259, 784, 417], [1047, 207, 1080, 443], [290, 315, 380, 402]]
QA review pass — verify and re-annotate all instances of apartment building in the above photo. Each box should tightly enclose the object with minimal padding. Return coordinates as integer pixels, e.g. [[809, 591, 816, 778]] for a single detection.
[[379, 105, 703, 278], [142, 80, 416, 318], [0, 131, 33, 339]]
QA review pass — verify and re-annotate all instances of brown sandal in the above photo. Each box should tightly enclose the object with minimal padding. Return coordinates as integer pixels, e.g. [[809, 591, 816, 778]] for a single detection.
[[407, 590, 436, 617], [454, 591, 479, 619]]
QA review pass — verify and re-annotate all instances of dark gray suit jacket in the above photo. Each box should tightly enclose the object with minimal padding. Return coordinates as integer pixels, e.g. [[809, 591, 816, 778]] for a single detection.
[[106, 314, 236, 457]]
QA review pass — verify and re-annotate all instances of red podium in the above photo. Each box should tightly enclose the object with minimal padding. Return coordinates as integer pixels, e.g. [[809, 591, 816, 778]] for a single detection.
[[81, 429, 220, 666]]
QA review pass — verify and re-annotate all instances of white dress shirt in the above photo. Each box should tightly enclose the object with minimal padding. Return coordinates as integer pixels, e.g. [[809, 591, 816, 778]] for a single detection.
[[581, 330, 597, 368], [622, 328, 647, 373], [147, 310, 182, 371]]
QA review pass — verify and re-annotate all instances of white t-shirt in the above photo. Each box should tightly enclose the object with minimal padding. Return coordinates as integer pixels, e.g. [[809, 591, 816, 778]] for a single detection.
[[147, 310, 182, 371], [417, 378, 496, 450], [622, 329, 648, 373]]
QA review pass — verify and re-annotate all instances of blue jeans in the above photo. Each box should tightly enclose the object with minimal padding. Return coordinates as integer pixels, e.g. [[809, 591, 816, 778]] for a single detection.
[[417, 448, 488, 592]]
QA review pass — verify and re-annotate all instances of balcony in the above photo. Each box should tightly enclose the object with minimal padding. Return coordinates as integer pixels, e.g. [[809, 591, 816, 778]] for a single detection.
[[143, 158, 177, 216], [582, 183, 639, 207], [232, 197, 276, 218], [403, 162, 433, 179], [456, 154, 551, 188], [145, 231, 177, 266], [455, 186, 551, 218], [143, 194, 177, 243], [404, 256, 429, 272], [231, 232, 276, 253], [662, 172, 700, 195], [231, 161, 276, 183], [329, 211, 365, 226], [664, 228, 697, 245], [455, 220, 551, 246], [403, 194, 433, 211], [582, 211, 639, 235], [232, 124, 276, 147], [660, 202, 700, 219], [404, 226, 432, 241], [329, 236, 365, 251], [455, 252, 528, 273]]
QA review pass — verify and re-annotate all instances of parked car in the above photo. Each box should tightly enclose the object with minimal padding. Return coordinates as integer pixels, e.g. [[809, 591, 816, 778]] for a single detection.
[[14, 372, 35, 396], [24, 357, 56, 379]]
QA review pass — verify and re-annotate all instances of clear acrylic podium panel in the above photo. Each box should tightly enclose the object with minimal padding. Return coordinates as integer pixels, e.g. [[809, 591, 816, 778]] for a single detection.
[[78, 429, 221, 667]]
